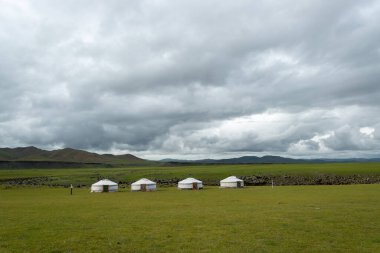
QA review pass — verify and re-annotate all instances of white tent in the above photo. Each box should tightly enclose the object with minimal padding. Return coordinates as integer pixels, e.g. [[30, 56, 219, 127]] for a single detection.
[[131, 178, 157, 191], [220, 176, 244, 188], [91, 179, 118, 192], [178, 177, 203, 190]]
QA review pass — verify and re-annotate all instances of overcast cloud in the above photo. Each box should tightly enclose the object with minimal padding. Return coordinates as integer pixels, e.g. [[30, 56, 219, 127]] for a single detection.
[[1, 0, 380, 159]]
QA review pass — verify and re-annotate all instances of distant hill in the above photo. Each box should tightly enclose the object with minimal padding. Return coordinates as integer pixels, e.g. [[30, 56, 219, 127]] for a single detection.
[[2, 147, 380, 169], [161, 155, 380, 164], [0, 146, 153, 168]]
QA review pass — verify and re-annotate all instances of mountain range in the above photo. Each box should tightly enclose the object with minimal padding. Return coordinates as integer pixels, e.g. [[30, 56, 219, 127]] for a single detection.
[[161, 155, 380, 164], [1, 147, 380, 168], [0, 146, 151, 166]]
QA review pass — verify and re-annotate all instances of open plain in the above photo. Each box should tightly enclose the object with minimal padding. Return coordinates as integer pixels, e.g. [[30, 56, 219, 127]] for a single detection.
[[1, 183, 379, 252]]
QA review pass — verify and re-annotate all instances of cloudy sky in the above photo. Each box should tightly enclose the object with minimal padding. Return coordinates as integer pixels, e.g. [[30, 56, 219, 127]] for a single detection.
[[1, 0, 380, 159]]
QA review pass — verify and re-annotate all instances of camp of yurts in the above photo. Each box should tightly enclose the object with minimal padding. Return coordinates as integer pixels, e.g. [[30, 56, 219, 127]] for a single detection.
[[91, 179, 118, 193], [131, 178, 157, 192], [178, 177, 203, 190], [220, 176, 244, 188]]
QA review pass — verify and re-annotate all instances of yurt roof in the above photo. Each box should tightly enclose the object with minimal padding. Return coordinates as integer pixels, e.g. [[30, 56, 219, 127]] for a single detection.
[[92, 179, 118, 186], [220, 176, 243, 183], [131, 178, 156, 186], [178, 177, 202, 184]]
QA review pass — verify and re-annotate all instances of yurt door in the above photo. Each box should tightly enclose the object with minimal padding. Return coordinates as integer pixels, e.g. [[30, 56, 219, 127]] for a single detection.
[[192, 182, 198, 190], [141, 184, 147, 192], [237, 182, 241, 188], [103, 185, 109, 192]]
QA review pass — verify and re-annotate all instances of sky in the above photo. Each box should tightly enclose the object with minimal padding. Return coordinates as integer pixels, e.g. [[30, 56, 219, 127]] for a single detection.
[[0, 0, 380, 160]]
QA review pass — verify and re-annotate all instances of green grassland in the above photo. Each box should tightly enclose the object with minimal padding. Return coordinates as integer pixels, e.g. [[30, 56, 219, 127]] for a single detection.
[[1, 185, 379, 252], [1, 163, 380, 186]]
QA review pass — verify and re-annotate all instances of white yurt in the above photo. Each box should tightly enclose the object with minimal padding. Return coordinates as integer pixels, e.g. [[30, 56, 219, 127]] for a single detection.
[[220, 176, 244, 188], [131, 178, 157, 192], [91, 179, 118, 193], [178, 177, 203, 190]]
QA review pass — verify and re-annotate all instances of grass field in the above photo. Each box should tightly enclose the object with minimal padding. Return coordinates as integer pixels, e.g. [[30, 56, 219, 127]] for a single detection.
[[1, 185, 379, 252], [1, 163, 380, 186]]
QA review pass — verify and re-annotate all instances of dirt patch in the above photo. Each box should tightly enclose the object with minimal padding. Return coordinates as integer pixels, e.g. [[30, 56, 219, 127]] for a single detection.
[[240, 174, 380, 186], [0, 177, 51, 185], [1, 174, 379, 187], [153, 175, 380, 186]]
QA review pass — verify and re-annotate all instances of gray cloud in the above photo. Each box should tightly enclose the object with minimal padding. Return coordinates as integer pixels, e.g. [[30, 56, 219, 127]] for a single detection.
[[0, 0, 380, 159]]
